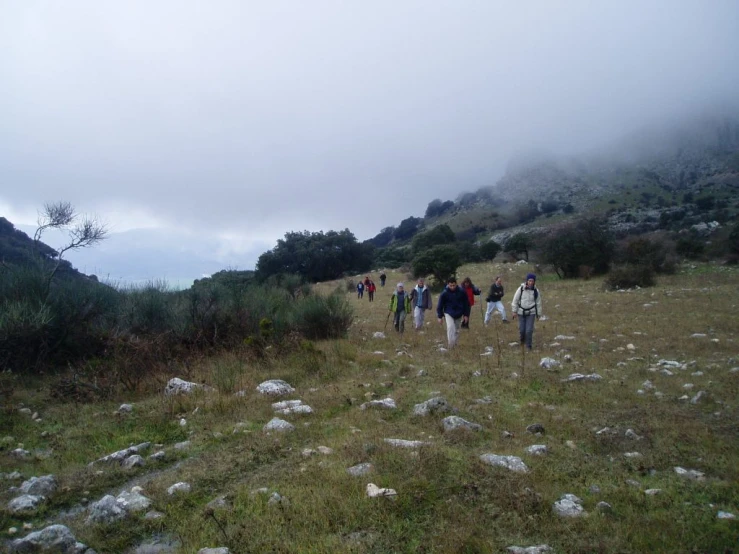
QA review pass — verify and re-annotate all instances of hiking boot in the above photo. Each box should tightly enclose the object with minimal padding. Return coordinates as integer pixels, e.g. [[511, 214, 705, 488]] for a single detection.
[[502, 319, 509, 324]]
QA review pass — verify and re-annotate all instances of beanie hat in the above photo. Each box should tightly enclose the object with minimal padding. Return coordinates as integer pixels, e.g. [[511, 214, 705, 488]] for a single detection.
[[397, 282, 404, 288], [526, 273, 536, 282]]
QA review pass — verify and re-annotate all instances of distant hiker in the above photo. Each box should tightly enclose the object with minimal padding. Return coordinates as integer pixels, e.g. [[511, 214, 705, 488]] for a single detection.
[[367, 280, 376, 302], [409, 278, 433, 330], [436, 277, 470, 348], [389, 282, 411, 333], [380, 272, 387, 287], [357, 281, 364, 299], [484, 276, 509, 324], [459, 277, 481, 329], [363, 276, 371, 290], [511, 273, 543, 351]]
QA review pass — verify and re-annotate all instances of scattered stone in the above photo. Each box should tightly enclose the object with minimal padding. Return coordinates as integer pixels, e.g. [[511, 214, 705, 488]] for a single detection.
[[347, 463, 373, 477], [19, 475, 57, 497], [263, 418, 295, 432], [174, 441, 191, 450], [91, 442, 151, 465], [506, 546, 553, 554], [8, 524, 79, 554], [366, 483, 397, 499], [641, 380, 656, 391], [596, 501, 613, 513], [144, 511, 166, 520], [623, 452, 642, 458], [442, 416, 482, 432], [116, 487, 152, 512], [164, 377, 213, 396], [150, 451, 166, 461], [625, 429, 642, 440], [11, 448, 31, 459], [539, 357, 560, 370], [198, 549, 230, 554], [717, 511, 736, 520], [502, 431, 515, 439], [526, 423, 545, 435], [690, 391, 706, 404], [625, 479, 641, 488], [589, 484, 601, 494], [179, 418, 187, 427], [479, 454, 529, 473], [167, 482, 192, 495], [553, 493, 586, 517], [690, 333, 707, 338], [566, 440, 577, 449], [645, 489, 662, 496], [256, 379, 295, 396], [372, 332, 386, 339], [525, 445, 548, 456], [674, 467, 705, 480], [272, 399, 313, 415], [206, 496, 229, 511], [122, 455, 145, 469], [87, 495, 127, 524], [561, 373, 602, 382], [554, 335, 576, 340], [7, 495, 45, 515], [360, 398, 396, 410], [383, 438, 429, 448], [116, 403, 133, 414], [268, 492, 288, 506], [563, 354, 573, 363]]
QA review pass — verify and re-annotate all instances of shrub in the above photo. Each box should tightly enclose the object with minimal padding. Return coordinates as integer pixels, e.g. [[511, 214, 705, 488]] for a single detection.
[[539, 218, 615, 279], [479, 240, 501, 260], [617, 236, 676, 274], [675, 236, 705, 259], [412, 245, 461, 286], [603, 265, 656, 290], [292, 293, 353, 340]]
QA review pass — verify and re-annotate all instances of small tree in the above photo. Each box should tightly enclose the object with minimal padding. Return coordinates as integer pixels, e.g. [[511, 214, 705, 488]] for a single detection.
[[540, 218, 615, 278], [411, 224, 455, 254], [34, 201, 108, 293], [505, 233, 535, 261], [412, 245, 460, 286], [479, 240, 501, 260]]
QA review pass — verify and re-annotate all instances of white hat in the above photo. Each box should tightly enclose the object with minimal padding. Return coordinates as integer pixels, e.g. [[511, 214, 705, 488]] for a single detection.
[[397, 282, 404, 288]]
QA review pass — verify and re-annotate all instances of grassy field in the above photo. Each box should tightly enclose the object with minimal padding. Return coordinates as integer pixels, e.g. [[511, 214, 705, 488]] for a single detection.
[[2, 262, 738, 553]]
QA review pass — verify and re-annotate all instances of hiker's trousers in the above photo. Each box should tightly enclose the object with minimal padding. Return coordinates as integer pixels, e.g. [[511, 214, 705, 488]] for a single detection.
[[414, 306, 427, 329], [393, 310, 407, 333], [444, 313, 463, 347], [518, 314, 536, 349], [485, 301, 507, 323]]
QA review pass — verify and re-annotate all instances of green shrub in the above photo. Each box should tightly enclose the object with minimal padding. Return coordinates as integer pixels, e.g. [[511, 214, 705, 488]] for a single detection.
[[292, 293, 353, 340], [603, 264, 656, 290]]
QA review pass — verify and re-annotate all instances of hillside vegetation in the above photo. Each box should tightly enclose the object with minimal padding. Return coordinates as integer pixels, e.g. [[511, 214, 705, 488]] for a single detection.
[[2, 262, 738, 553]]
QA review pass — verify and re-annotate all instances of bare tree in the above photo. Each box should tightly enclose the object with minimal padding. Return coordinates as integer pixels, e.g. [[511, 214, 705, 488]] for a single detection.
[[33, 201, 108, 291]]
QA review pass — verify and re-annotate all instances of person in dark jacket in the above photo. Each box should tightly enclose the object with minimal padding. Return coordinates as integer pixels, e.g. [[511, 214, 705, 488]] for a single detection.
[[356, 281, 364, 299], [389, 282, 411, 333], [367, 280, 376, 302], [436, 277, 470, 348], [379, 272, 387, 287], [484, 275, 509, 324]]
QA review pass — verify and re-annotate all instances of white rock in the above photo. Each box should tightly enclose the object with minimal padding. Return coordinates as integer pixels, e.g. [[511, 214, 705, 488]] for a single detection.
[[263, 418, 295, 432], [164, 377, 213, 396], [690, 333, 707, 338], [117, 404, 133, 414], [442, 416, 482, 432], [256, 379, 295, 396], [116, 488, 152, 512], [87, 495, 127, 523], [717, 511, 736, 519], [384, 438, 429, 449], [7, 495, 45, 515], [346, 463, 373, 477], [623, 452, 642, 458], [645, 489, 662, 495], [413, 397, 450, 416], [539, 357, 560, 370], [360, 398, 396, 410], [19, 475, 57, 497], [626, 344, 636, 351], [198, 548, 231, 554], [561, 373, 602, 382], [8, 525, 78, 553], [554, 335, 576, 340], [674, 467, 705, 480], [372, 332, 386, 339], [625, 429, 642, 440], [479, 454, 529, 473], [690, 391, 706, 404], [553, 494, 586, 517], [167, 482, 192, 495], [506, 546, 553, 554], [366, 483, 397, 498], [122, 455, 145, 469], [525, 445, 548, 456]]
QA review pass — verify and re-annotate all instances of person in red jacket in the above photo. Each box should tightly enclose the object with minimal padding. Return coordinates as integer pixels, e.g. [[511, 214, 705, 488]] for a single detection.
[[367, 280, 376, 302], [460, 277, 481, 329]]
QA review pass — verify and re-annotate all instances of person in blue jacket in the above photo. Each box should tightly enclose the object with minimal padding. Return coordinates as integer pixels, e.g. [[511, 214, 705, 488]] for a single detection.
[[436, 277, 470, 348]]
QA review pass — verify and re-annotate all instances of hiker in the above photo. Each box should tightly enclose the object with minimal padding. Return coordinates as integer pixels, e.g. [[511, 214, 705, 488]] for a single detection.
[[363, 276, 371, 290], [367, 280, 376, 302], [436, 277, 470, 348], [484, 275, 509, 324], [459, 277, 481, 329], [408, 277, 433, 330], [380, 272, 387, 287], [356, 281, 364, 299], [389, 282, 411, 333], [511, 273, 543, 350]]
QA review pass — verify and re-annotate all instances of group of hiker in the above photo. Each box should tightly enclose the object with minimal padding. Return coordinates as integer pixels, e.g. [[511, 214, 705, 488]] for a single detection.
[[384, 273, 543, 350], [357, 273, 388, 301]]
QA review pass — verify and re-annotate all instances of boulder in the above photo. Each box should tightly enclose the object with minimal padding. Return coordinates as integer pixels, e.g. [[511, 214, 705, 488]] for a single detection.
[[441, 416, 482, 432], [263, 418, 295, 432], [7, 494, 45, 515], [553, 493, 586, 517], [479, 454, 529, 473], [164, 377, 213, 396], [87, 495, 127, 524], [412, 396, 450, 416], [8, 525, 78, 553], [19, 475, 57, 497], [256, 379, 295, 396]]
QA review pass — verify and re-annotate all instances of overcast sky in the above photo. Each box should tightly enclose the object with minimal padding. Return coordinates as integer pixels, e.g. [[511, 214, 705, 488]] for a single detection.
[[2, 1, 738, 283]]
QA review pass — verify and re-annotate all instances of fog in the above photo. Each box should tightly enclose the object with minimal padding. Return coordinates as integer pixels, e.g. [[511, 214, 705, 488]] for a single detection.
[[2, 1, 738, 281]]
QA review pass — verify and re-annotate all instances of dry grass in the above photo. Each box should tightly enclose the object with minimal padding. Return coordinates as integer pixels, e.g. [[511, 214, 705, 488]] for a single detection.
[[2, 262, 738, 553]]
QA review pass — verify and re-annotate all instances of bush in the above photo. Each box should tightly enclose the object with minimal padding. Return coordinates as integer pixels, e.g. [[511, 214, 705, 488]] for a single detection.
[[292, 293, 353, 340], [617, 236, 676, 274], [676, 236, 705, 259], [479, 240, 501, 260], [412, 245, 461, 286], [540, 218, 615, 279], [603, 265, 656, 290]]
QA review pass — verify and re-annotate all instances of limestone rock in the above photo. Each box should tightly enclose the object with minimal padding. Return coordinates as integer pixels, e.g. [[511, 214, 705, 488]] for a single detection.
[[507, 546, 553, 554], [413, 396, 450, 416], [8, 524, 78, 553], [263, 418, 295, 432], [442, 415, 481, 432], [87, 495, 127, 524], [167, 482, 192, 495], [525, 445, 548, 456], [19, 475, 57, 497], [553, 493, 586, 517], [8, 494, 45, 515], [164, 377, 213, 396], [347, 463, 373, 477], [256, 379, 295, 396], [360, 398, 396, 410], [479, 454, 529, 473], [366, 483, 397, 498]]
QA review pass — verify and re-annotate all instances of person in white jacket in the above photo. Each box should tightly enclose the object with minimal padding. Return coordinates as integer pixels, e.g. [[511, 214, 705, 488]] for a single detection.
[[511, 273, 543, 350]]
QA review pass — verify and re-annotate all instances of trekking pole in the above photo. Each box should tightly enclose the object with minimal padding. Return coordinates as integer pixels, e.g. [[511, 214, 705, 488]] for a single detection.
[[384, 310, 392, 333], [493, 315, 502, 370]]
